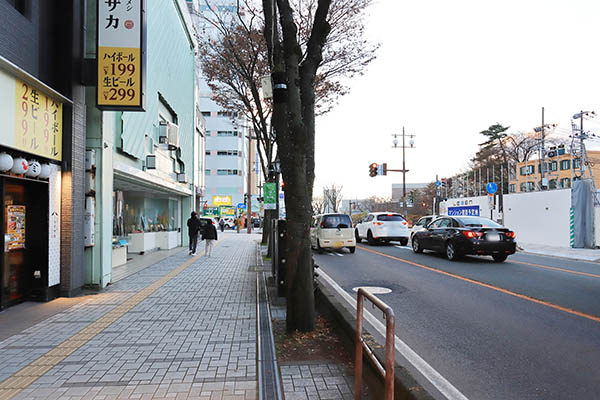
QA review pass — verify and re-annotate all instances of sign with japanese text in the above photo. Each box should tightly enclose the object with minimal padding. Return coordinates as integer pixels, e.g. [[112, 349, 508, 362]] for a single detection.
[[264, 183, 276, 210], [14, 79, 62, 160], [212, 195, 232, 206], [97, 0, 145, 110], [6, 205, 26, 251], [448, 206, 480, 216], [0, 69, 63, 161]]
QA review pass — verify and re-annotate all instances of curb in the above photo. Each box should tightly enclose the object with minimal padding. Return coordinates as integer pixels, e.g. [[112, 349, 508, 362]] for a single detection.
[[316, 276, 437, 400]]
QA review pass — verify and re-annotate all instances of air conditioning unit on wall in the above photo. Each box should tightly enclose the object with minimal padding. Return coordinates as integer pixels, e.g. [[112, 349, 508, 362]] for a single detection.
[[159, 121, 179, 151]]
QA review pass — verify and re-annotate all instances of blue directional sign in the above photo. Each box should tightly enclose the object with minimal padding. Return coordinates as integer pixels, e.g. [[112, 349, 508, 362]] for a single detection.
[[436, 180, 441, 187], [486, 182, 497, 194], [237, 202, 246, 209], [448, 206, 480, 216]]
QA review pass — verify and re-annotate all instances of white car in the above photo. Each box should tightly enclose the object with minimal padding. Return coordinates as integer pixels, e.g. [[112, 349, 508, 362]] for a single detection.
[[310, 213, 356, 253], [355, 212, 410, 246], [410, 215, 441, 241]]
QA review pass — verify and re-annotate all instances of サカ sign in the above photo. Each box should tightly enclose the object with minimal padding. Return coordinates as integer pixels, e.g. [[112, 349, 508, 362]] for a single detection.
[[97, 0, 146, 111]]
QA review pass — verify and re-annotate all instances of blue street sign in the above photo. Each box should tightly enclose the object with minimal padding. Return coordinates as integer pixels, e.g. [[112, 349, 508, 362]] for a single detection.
[[436, 180, 441, 187], [236, 202, 245, 209], [486, 182, 497, 194]]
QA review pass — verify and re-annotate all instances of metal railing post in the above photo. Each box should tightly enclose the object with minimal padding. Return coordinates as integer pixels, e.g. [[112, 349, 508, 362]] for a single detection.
[[354, 288, 395, 400]]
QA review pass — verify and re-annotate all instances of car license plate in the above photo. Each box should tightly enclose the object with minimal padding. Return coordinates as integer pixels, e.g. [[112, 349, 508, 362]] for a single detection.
[[486, 233, 500, 241], [333, 241, 344, 247]]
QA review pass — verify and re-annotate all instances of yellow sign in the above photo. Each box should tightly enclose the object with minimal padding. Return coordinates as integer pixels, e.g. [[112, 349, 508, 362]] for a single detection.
[[221, 207, 235, 216], [14, 79, 62, 161], [97, 0, 144, 110], [97, 47, 141, 107], [213, 195, 232, 206]]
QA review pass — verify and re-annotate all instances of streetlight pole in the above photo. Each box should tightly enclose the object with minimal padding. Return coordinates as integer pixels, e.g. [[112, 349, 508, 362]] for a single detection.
[[392, 127, 415, 219]]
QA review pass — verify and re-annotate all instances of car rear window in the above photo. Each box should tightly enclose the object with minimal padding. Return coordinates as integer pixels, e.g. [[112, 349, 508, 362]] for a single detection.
[[377, 214, 405, 221], [455, 217, 502, 228], [321, 214, 352, 228]]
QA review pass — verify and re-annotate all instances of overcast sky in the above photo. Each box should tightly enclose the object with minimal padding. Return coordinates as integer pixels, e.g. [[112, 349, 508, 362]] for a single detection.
[[313, 0, 600, 200]]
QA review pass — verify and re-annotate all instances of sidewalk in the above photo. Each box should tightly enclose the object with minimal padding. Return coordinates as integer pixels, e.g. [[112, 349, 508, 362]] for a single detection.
[[0, 232, 261, 400], [518, 242, 600, 262]]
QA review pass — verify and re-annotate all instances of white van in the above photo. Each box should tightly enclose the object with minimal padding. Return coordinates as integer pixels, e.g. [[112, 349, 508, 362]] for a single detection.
[[310, 213, 356, 253]]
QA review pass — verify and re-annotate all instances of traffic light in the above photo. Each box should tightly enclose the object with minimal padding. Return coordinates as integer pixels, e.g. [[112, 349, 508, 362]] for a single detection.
[[369, 163, 378, 177], [244, 193, 248, 205]]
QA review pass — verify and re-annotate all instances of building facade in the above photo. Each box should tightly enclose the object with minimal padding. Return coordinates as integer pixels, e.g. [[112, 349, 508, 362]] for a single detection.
[[83, 0, 200, 288], [187, 0, 260, 219], [508, 150, 600, 193], [0, 1, 87, 307]]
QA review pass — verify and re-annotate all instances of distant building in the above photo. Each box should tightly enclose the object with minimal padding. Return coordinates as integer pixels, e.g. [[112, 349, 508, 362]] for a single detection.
[[507, 149, 600, 193], [391, 183, 429, 201]]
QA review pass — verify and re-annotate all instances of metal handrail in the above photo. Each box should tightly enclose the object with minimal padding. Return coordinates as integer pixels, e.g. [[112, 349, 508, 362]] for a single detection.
[[354, 288, 395, 400]]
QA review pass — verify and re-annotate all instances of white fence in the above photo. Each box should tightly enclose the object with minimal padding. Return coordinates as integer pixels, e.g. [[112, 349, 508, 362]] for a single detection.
[[441, 189, 573, 247]]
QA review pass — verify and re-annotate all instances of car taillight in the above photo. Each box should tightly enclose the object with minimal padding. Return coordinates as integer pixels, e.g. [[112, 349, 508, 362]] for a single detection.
[[401, 221, 407, 226], [320, 222, 325, 228], [462, 231, 482, 238], [373, 222, 383, 226], [505, 231, 516, 239]]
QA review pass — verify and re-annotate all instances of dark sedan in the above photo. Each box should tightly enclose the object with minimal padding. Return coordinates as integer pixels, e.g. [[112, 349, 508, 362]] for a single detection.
[[411, 215, 516, 262]]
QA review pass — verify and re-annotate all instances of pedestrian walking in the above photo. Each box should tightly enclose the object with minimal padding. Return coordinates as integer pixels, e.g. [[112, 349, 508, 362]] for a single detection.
[[219, 217, 225, 232], [202, 219, 218, 257], [235, 217, 241, 233], [187, 211, 201, 255]]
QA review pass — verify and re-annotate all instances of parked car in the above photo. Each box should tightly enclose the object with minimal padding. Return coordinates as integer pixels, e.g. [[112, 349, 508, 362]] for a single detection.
[[221, 216, 235, 229], [355, 212, 410, 246], [411, 215, 516, 262], [410, 215, 441, 241], [310, 213, 356, 253]]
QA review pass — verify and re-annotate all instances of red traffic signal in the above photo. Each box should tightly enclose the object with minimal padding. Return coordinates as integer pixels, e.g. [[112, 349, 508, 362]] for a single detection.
[[369, 163, 378, 177]]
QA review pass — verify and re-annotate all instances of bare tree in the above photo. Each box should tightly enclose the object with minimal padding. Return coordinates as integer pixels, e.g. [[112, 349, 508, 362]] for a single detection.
[[262, 0, 377, 331], [322, 183, 343, 212], [311, 196, 325, 214], [196, 0, 377, 256]]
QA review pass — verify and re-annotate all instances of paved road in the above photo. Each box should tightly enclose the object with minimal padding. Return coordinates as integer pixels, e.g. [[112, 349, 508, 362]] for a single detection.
[[313, 243, 600, 400]]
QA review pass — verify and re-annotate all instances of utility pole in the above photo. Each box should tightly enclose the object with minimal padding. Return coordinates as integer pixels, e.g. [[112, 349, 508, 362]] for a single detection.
[[246, 133, 253, 233], [392, 127, 415, 219], [572, 110, 596, 178], [534, 109, 557, 190]]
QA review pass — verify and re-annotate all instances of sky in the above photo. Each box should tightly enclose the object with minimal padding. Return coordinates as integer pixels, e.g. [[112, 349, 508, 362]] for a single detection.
[[313, 0, 600, 200]]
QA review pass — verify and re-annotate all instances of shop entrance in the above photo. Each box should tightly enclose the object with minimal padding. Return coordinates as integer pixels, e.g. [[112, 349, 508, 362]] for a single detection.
[[1, 177, 48, 309]]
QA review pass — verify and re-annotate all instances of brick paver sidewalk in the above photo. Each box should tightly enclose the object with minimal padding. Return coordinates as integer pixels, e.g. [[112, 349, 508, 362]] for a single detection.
[[0, 233, 259, 400]]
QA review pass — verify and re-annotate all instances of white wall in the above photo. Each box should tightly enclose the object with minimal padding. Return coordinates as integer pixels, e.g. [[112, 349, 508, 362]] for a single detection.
[[441, 189, 572, 247], [503, 189, 571, 247]]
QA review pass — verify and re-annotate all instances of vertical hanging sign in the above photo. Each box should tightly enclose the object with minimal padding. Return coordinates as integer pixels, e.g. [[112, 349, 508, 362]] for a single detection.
[[97, 0, 146, 111]]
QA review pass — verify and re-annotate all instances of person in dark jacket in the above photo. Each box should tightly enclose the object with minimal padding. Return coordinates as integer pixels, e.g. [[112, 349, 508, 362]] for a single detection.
[[202, 219, 218, 257], [187, 211, 201, 255]]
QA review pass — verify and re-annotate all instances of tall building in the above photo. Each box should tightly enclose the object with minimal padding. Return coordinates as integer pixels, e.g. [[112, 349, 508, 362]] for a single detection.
[[187, 0, 260, 218]]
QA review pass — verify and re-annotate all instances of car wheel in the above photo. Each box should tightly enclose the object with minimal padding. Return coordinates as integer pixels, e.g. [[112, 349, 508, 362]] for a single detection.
[[446, 241, 460, 261], [492, 254, 508, 262], [400, 238, 408, 246], [348, 247, 356, 254], [367, 230, 377, 245], [355, 229, 362, 243], [412, 237, 423, 253]]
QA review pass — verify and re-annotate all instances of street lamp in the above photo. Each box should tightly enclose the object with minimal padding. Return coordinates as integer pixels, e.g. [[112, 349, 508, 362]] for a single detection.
[[392, 127, 415, 219]]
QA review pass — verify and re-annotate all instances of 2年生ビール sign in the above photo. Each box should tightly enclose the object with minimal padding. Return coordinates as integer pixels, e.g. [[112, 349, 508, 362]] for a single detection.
[[0, 69, 63, 161], [97, 0, 145, 110]]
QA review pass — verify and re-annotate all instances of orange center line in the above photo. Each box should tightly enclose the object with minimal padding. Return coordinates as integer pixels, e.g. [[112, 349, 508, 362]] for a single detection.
[[357, 245, 600, 323], [510, 260, 600, 279]]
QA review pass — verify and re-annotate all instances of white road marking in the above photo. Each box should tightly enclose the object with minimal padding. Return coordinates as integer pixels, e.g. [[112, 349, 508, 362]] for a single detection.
[[335, 252, 344, 257], [318, 270, 470, 400]]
